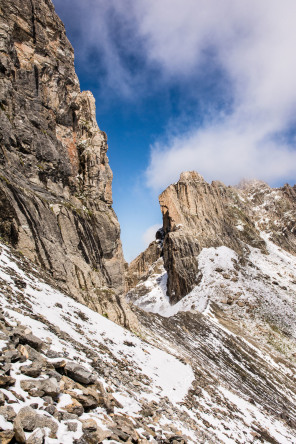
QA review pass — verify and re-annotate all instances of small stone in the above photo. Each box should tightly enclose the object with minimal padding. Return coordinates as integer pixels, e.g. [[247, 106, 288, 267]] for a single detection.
[[0, 375, 15, 387], [51, 359, 67, 369], [66, 421, 78, 432], [0, 405, 17, 422], [81, 418, 111, 443], [44, 405, 56, 416], [20, 377, 60, 399], [14, 279, 27, 289], [13, 416, 26, 444], [27, 428, 45, 444], [59, 411, 79, 421], [46, 350, 61, 359], [41, 377, 60, 398], [0, 390, 5, 405], [63, 398, 84, 417], [1, 362, 11, 374], [18, 345, 29, 360], [82, 418, 98, 432], [141, 408, 153, 417], [223, 273, 231, 279], [9, 390, 25, 402], [0, 430, 15, 444], [20, 380, 43, 397], [20, 363, 42, 378], [30, 403, 39, 409], [4, 349, 20, 363], [46, 369, 63, 381]]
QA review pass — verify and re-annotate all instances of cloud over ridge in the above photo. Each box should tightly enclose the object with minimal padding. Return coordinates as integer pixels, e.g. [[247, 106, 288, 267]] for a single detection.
[[139, 0, 296, 189]]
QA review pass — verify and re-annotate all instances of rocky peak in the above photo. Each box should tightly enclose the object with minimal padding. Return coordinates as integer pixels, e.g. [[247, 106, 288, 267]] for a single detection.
[[0, 0, 135, 327], [129, 171, 296, 306], [158, 172, 266, 303]]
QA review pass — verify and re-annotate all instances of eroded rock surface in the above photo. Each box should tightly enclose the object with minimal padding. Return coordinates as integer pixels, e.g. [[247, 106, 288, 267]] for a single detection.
[[0, 0, 134, 325], [129, 171, 296, 305]]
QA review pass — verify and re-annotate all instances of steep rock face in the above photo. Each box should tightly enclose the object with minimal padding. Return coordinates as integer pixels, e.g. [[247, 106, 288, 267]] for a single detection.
[[159, 171, 265, 303], [129, 171, 296, 307], [0, 0, 132, 325], [127, 237, 163, 290]]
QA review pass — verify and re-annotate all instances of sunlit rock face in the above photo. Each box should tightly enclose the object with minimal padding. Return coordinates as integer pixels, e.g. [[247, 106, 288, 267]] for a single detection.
[[127, 171, 296, 342], [158, 171, 265, 303], [147, 171, 296, 304], [0, 0, 135, 327]]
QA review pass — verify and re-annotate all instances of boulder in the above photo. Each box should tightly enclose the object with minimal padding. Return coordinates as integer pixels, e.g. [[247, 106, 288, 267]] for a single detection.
[[13, 406, 58, 439], [20, 377, 60, 399], [20, 362, 42, 378], [64, 362, 97, 385], [0, 405, 16, 422]]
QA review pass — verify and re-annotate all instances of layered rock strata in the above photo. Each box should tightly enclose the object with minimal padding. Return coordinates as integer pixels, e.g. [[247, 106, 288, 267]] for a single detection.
[[0, 0, 132, 325], [129, 171, 296, 304]]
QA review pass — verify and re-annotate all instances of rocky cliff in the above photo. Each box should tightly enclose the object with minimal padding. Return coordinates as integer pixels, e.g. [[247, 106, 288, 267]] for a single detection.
[[127, 172, 296, 347], [129, 171, 296, 304], [0, 0, 134, 325]]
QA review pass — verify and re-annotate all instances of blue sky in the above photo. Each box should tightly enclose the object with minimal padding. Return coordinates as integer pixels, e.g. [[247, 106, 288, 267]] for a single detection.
[[53, 0, 296, 261]]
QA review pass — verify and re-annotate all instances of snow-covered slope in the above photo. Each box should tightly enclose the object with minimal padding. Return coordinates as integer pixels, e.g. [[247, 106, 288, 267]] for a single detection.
[[1, 242, 296, 443], [0, 243, 196, 442]]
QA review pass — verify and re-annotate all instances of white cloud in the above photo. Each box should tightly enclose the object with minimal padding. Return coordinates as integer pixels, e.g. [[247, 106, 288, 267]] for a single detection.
[[139, 0, 296, 188], [142, 224, 161, 248], [54, 0, 296, 188], [146, 119, 296, 190]]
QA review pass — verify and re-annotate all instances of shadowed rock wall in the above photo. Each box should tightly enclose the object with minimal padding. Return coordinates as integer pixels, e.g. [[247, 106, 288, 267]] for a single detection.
[[0, 0, 134, 326]]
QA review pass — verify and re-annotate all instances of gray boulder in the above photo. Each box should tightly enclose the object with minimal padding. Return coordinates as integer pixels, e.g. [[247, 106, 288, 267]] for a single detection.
[[64, 362, 97, 385], [20, 362, 42, 378], [13, 406, 58, 439], [0, 405, 16, 422], [20, 377, 60, 399]]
